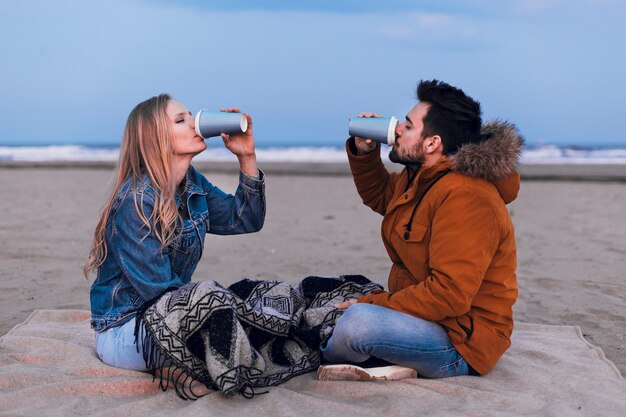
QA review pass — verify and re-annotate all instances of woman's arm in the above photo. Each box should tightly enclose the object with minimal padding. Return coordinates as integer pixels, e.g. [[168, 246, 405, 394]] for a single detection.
[[201, 171, 266, 235], [200, 109, 266, 234]]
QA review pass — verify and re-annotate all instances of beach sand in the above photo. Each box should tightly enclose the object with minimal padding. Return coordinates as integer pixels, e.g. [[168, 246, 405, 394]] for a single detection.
[[0, 162, 624, 376]]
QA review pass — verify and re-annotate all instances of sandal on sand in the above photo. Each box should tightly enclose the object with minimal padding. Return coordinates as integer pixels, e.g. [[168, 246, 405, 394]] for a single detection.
[[317, 364, 418, 381]]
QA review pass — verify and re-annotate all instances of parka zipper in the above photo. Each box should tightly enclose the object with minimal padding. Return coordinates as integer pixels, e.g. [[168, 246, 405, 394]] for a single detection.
[[403, 170, 450, 240]]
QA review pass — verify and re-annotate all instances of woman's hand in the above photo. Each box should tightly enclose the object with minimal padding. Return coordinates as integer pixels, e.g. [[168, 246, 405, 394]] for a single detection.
[[220, 108, 258, 176], [220, 108, 255, 157]]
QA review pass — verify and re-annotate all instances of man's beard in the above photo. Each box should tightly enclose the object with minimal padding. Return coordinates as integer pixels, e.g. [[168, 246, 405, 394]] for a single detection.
[[389, 147, 425, 170]]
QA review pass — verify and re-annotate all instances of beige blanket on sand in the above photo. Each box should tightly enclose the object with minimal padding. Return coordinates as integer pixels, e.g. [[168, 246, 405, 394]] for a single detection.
[[1, 310, 624, 417]]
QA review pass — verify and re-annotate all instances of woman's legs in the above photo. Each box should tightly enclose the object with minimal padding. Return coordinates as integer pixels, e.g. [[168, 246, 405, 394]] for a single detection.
[[321, 303, 469, 378], [95, 317, 148, 371]]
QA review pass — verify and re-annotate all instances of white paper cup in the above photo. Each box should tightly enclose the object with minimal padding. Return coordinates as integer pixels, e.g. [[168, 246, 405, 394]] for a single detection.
[[195, 109, 248, 139], [348, 116, 398, 145]]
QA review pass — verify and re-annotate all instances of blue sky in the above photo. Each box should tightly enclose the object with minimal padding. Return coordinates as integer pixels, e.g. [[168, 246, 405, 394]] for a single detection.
[[1, 0, 625, 147]]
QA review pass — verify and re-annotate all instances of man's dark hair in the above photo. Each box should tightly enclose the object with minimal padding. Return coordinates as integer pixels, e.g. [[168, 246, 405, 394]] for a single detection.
[[417, 80, 482, 155]]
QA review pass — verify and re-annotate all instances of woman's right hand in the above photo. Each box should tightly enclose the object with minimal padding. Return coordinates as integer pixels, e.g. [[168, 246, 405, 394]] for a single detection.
[[220, 108, 255, 158], [354, 112, 382, 155], [220, 108, 258, 177]]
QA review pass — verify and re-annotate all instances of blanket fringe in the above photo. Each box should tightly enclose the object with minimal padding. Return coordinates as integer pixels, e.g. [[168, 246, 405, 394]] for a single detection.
[[135, 316, 217, 400], [215, 365, 268, 398]]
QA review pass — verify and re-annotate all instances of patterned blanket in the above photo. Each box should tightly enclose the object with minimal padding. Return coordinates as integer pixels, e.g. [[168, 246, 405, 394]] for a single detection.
[[137, 275, 382, 398]]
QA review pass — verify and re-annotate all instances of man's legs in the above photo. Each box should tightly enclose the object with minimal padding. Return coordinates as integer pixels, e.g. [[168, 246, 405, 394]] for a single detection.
[[321, 303, 470, 378]]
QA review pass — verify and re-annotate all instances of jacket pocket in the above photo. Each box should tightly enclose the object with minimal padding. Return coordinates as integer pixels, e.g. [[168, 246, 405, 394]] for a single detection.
[[170, 223, 198, 255], [456, 314, 475, 342], [392, 221, 430, 280], [397, 222, 428, 243]]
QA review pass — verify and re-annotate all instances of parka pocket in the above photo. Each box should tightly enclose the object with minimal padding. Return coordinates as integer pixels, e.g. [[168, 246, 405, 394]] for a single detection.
[[392, 221, 430, 277], [398, 222, 428, 243]]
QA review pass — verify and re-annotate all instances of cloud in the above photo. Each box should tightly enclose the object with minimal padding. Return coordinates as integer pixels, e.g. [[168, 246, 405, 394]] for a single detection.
[[373, 12, 497, 49], [146, 0, 437, 13]]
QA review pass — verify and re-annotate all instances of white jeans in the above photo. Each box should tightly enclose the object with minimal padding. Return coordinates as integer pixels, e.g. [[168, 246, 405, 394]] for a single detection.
[[95, 317, 148, 371]]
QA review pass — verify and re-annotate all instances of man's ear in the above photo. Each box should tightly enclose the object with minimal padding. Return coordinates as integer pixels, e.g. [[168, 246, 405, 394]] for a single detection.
[[424, 135, 443, 155]]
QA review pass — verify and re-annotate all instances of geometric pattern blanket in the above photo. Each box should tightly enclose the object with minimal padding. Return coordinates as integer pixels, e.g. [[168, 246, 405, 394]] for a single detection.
[[138, 275, 382, 399]]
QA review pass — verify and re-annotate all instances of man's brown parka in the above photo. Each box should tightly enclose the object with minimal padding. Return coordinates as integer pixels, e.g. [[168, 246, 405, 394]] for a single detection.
[[350, 121, 523, 375]]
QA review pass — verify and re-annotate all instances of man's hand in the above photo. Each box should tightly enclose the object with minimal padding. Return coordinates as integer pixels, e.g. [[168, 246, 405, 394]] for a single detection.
[[335, 299, 358, 309], [354, 112, 382, 155]]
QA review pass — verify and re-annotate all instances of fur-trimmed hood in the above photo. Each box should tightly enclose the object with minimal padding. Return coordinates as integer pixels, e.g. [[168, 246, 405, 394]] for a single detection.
[[450, 120, 524, 183]]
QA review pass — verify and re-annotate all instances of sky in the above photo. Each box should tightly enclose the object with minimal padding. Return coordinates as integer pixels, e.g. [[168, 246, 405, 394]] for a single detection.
[[1, 0, 625, 147]]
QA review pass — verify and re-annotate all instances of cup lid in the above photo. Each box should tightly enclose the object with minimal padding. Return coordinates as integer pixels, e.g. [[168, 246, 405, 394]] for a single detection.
[[239, 114, 248, 133], [387, 116, 398, 145], [195, 109, 206, 137]]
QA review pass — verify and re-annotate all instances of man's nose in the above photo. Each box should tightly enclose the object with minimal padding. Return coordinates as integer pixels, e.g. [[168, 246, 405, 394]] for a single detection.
[[395, 122, 404, 138]]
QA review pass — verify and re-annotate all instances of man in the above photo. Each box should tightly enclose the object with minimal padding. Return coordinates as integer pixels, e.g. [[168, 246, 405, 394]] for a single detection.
[[320, 80, 523, 378]]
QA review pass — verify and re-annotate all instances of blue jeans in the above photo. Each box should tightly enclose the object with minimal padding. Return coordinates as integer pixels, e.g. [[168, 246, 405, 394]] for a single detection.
[[321, 303, 470, 378], [95, 317, 148, 371]]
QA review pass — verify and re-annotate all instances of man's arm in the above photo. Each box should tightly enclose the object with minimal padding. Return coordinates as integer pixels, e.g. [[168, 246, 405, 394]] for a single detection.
[[346, 138, 396, 215]]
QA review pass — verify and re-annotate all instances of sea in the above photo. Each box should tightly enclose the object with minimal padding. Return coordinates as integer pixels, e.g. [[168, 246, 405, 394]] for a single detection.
[[1, 143, 626, 164]]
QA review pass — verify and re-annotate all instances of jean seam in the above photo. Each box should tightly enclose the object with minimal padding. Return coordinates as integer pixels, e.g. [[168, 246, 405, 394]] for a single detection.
[[361, 342, 457, 355], [358, 343, 456, 358], [439, 357, 465, 376]]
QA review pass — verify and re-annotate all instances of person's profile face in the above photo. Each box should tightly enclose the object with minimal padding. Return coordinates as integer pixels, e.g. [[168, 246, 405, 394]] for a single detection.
[[166, 100, 207, 158], [389, 102, 429, 164]]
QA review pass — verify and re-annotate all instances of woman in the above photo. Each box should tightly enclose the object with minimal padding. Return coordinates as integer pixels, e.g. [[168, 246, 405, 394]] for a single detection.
[[84, 94, 266, 371]]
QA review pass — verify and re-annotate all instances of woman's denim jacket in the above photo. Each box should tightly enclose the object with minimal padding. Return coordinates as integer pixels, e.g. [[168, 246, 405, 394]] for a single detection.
[[90, 166, 265, 332]]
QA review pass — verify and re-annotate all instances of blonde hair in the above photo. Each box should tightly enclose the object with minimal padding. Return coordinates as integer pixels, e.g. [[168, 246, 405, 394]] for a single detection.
[[84, 94, 181, 277]]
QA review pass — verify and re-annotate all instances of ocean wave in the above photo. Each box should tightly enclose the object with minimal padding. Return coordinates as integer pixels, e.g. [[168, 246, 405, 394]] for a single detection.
[[1, 144, 626, 164], [520, 145, 626, 164]]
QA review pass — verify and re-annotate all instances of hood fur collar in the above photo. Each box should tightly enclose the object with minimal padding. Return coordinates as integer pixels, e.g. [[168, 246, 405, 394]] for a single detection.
[[450, 120, 524, 182]]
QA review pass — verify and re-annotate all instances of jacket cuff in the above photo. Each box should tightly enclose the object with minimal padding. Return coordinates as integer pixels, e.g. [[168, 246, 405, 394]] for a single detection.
[[346, 137, 381, 156], [357, 289, 387, 304], [239, 169, 265, 194], [346, 137, 386, 173]]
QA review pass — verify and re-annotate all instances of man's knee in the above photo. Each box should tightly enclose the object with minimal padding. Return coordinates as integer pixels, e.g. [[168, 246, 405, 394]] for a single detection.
[[334, 303, 380, 340]]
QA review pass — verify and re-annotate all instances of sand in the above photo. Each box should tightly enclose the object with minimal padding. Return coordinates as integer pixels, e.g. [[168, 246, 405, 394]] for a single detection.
[[0, 162, 624, 376]]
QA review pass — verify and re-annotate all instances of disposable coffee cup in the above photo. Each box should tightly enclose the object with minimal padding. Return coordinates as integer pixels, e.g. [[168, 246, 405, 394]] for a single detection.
[[195, 109, 248, 139], [348, 116, 398, 145]]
